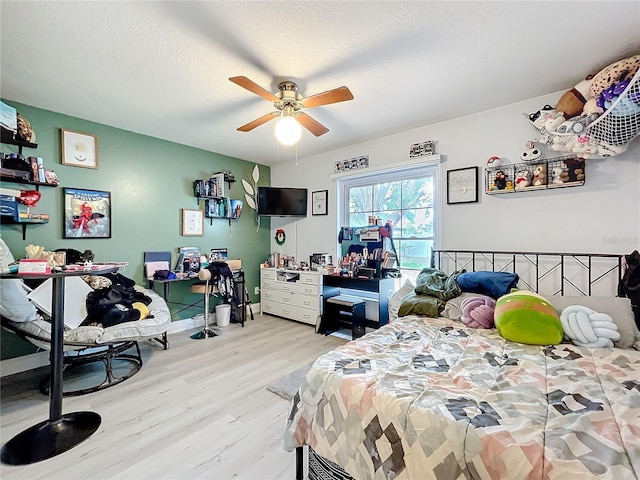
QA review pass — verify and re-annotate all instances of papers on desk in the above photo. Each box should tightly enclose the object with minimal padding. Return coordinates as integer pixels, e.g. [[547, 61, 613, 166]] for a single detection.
[[27, 277, 93, 329], [145, 261, 170, 279]]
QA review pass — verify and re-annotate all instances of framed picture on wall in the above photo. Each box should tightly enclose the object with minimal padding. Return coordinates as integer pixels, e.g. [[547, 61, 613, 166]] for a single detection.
[[447, 166, 479, 204], [63, 188, 111, 238], [312, 190, 328, 216], [182, 208, 204, 236], [61, 129, 99, 169]]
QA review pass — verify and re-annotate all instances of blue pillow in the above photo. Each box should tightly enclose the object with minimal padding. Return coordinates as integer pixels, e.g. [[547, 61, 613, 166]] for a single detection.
[[456, 271, 519, 299]]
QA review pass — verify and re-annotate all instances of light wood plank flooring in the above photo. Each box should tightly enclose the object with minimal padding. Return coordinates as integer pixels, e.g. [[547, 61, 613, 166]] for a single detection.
[[0, 314, 346, 480]]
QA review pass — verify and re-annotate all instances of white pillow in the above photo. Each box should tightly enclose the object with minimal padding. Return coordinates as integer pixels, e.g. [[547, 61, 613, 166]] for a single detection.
[[550, 296, 638, 349], [388, 279, 414, 321]]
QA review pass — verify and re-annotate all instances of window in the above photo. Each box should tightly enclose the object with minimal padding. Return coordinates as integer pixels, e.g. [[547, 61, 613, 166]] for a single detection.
[[338, 163, 439, 279]]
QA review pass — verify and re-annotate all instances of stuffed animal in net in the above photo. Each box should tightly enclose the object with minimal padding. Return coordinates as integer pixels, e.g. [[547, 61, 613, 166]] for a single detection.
[[556, 75, 595, 119], [560, 305, 620, 347], [460, 295, 496, 328]]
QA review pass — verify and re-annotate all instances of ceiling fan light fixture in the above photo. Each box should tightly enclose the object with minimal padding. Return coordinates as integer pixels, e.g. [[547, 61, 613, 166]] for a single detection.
[[275, 115, 301, 145]]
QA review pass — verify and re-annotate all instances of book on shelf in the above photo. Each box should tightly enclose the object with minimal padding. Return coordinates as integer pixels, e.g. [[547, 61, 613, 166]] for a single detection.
[[36, 157, 46, 183], [0, 187, 21, 198], [18, 212, 50, 220], [210, 172, 225, 197]]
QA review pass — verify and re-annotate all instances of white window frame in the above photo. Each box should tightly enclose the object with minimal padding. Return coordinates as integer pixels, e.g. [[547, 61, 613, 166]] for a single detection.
[[336, 158, 441, 276]]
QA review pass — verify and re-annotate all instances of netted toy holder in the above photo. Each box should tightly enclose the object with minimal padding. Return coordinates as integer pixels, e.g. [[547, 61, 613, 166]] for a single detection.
[[533, 69, 640, 159]]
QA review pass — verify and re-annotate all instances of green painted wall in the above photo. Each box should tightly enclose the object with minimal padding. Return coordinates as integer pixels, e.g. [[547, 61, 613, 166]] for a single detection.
[[1, 100, 271, 360]]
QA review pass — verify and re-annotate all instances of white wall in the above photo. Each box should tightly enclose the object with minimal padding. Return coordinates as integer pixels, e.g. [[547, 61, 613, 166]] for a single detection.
[[271, 91, 640, 266]]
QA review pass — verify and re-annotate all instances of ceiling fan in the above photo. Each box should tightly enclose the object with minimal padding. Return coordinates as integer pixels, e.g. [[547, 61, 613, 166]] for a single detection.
[[229, 76, 354, 140]]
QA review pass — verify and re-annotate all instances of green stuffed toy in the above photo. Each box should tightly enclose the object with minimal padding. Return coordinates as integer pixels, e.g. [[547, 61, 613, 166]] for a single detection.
[[494, 291, 563, 345]]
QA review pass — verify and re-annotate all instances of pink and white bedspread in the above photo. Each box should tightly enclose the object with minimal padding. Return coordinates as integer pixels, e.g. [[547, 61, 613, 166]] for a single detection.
[[284, 316, 640, 479]]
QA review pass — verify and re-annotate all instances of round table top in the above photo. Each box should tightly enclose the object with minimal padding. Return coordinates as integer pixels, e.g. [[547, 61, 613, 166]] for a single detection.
[[0, 265, 118, 280]]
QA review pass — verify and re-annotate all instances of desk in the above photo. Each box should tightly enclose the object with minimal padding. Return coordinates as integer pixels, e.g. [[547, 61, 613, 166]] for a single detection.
[[0, 265, 118, 465], [148, 275, 198, 302], [322, 275, 394, 330]]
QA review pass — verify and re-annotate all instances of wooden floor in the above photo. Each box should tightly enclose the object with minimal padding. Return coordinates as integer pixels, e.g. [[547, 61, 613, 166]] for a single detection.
[[0, 314, 346, 479]]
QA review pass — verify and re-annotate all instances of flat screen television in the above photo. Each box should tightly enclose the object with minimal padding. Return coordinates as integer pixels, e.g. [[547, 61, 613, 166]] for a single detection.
[[257, 187, 308, 217]]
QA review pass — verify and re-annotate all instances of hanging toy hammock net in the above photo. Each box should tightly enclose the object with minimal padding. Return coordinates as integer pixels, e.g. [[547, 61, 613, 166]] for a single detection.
[[531, 69, 640, 159]]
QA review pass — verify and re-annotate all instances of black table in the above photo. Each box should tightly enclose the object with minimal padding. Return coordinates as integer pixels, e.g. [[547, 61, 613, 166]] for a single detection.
[[0, 265, 118, 465], [322, 274, 395, 330]]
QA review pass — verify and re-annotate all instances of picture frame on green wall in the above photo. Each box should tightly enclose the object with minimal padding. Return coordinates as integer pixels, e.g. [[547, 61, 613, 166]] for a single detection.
[[182, 208, 204, 236], [63, 188, 111, 238], [61, 128, 99, 169]]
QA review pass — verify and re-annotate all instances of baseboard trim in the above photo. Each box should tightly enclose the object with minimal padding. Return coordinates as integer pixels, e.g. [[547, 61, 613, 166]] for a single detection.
[[1, 350, 50, 377]]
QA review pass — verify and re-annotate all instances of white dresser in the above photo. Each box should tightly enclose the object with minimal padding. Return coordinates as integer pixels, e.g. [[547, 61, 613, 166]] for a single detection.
[[260, 266, 322, 326]]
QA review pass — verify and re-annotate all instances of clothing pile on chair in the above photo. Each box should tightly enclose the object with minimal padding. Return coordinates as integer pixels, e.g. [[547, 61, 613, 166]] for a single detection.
[[204, 261, 240, 322]]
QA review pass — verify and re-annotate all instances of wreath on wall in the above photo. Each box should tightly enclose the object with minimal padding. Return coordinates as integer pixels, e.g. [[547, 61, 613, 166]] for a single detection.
[[275, 228, 286, 246]]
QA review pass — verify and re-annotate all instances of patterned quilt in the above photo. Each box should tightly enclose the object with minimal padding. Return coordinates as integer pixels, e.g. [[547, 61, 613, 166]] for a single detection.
[[284, 316, 640, 480]]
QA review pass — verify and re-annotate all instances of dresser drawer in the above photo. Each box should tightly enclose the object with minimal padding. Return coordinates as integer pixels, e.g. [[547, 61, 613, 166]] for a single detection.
[[299, 272, 319, 286], [297, 306, 319, 325], [261, 289, 277, 301], [292, 294, 320, 310], [276, 282, 293, 293], [279, 304, 296, 320], [277, 290, 294, 303], [261, 269, 277, 280], [292, 283, 319, 296], [261, 299, 279, 315], [261, 279, 277, 291]]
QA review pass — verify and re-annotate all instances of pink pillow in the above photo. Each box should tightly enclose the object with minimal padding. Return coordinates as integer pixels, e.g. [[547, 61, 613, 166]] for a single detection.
[[461, 295, 496, 328]]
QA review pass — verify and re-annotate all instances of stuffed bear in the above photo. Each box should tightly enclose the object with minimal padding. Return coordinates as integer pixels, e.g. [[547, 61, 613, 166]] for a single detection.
[[515, 169, 532, 190], [532, 164, 547, 186], [551, 166, 565, 184], [556, 75, 594, 119], [564, 158, 585, 182]]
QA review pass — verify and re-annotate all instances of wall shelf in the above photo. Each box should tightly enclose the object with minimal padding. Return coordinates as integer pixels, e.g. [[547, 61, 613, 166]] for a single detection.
[[1, 126, 38, 154], [0, 174, 57, 191], [485, 154, 585, 195]]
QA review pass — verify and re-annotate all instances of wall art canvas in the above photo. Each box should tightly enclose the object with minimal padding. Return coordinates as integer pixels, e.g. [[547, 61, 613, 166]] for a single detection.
[[63, 188, 111, 238]]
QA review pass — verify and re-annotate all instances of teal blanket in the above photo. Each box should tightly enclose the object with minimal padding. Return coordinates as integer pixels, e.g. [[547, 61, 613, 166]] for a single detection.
[[414, 267, 464, 301]]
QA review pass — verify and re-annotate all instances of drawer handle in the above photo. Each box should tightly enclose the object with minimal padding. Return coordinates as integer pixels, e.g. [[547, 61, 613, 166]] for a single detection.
[[304, 288, 312, 293], [303, 300, 311, 305], [302, 314, 310, 319], [283, 309, 290, 314]]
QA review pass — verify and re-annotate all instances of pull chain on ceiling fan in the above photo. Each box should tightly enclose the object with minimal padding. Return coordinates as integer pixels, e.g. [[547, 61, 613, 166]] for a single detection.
[[229, 76, 354, 144]]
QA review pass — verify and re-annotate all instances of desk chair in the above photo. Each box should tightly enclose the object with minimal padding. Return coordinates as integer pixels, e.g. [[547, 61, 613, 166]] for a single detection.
[[190, 259, 246, 340], [190, 269, 222, 340]]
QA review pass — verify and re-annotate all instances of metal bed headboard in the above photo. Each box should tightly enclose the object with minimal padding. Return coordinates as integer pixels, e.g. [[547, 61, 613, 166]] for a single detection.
[[431, 250, 625, 297]]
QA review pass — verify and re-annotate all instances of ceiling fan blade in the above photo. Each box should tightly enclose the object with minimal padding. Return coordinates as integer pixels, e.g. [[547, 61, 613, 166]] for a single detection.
[[301, 86, 354, 109], [237, 112, 279, 132], [296, 112, 329, 137], [229, 76, 279, 102]]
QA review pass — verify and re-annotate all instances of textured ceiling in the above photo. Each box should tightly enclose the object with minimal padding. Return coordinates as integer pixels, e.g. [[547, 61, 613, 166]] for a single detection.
[[1, 1, 639, 165]]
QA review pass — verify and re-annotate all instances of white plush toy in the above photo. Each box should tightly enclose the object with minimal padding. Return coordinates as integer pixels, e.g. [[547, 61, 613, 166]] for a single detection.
[[560, 305, 620, 348]]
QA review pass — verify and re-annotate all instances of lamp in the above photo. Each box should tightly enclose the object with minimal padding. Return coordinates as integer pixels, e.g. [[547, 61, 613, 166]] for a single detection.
[[275, 115, 301, 146]]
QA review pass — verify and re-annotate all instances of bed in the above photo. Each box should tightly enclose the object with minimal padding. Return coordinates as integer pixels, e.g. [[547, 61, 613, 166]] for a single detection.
[[284, 250, 640, 480]]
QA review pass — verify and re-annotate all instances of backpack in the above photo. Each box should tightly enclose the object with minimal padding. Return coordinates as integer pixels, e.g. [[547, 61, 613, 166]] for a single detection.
[[618, 250, 640, 329]]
